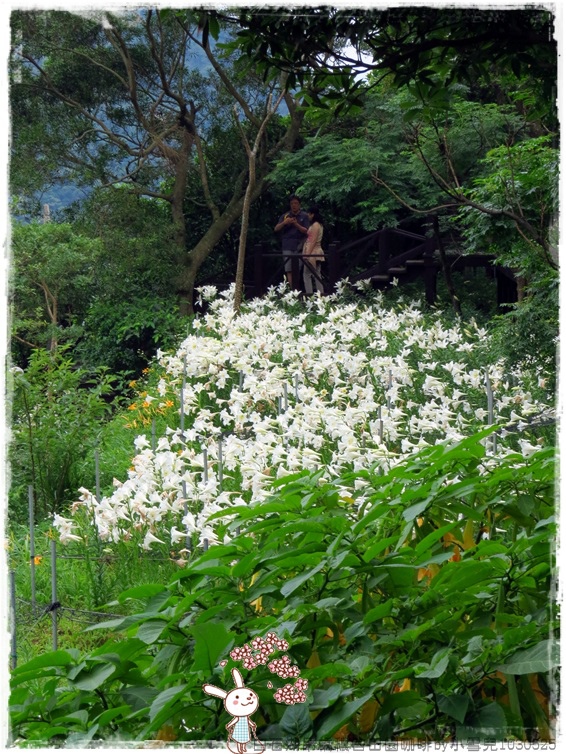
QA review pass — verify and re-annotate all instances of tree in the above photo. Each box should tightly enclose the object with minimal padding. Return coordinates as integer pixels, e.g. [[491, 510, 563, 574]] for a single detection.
[[11, 9, 306, 313], [10, 222, 102, 356], [205, 7, 556, 120]]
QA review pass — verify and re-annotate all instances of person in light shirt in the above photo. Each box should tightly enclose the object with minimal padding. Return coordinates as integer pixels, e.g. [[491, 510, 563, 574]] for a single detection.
[[302, 205, 325, 295]]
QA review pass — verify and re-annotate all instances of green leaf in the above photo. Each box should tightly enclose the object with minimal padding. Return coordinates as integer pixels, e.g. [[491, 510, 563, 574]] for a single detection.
[[415, 648, 450, 679], [438, 693, 470, 724], [414, 522, 460, 557], [311, 685, 343, 710], [364, 599, 393, 624], [457, 702, 508, 740], [362, 535, 399, 562], [121, 685, 159, 712], [149, 684, 187, 723], [118, 584, 168, 603], [279, 703, 313, 738], [497, 639, 559, 675], [72, 662, 116, 691], [315, 691, 375, 738], [51, 710, 89, 728], [13, 650, 74, 675], [95, 705, 131, 728], [190, 623, 236, 675], [402, 500, 431, 522], [136, 619, 169, 644], [280, 560, 326, 597]]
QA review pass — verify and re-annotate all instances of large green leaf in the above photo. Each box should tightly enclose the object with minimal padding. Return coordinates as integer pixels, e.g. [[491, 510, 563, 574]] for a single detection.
[[12, 650, 74, 675], [438, 693, 470, 724], [315, 691, 375, 738], [497, 639, 559, 675], [136, 619, 169, 645], [279, 703, 313, 738], [72, 662, 116, 692], [415, 648, 451, 679], [456, 702, 508, 740], [189, 623, 236, 675], [149, 685, 187, 723], [281, 560, 326, 597]]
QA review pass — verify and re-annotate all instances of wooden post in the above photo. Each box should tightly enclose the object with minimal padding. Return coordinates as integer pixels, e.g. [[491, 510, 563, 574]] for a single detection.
[[423, 239, 437, 305], [254, 243, 265, 298], [378, 229, 389, 274], [327, 243, 340, 291], [291, 254, 301, 291]]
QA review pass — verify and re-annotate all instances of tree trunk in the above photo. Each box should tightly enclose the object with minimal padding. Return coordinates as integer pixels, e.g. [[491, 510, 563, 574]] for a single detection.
[[234, 92, 284, 314], [175, 181, 267, 315], [432, 215, 462, 317]]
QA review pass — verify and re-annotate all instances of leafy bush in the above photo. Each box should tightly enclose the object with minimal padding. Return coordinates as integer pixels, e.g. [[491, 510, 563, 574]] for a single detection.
[[10, 432, 557, 745], [8, 347, 118, 524]]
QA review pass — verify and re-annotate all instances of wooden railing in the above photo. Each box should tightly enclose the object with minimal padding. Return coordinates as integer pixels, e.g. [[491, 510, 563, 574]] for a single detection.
[[248, 228, 517, 307]]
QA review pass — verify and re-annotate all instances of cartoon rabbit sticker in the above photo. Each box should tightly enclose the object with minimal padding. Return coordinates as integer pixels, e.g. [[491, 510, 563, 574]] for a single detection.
[[203, 667, 265, 754]]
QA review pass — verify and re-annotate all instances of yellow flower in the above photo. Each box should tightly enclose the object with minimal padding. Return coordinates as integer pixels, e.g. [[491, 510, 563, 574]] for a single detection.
[[165, 400, 174, 408], [142, 368, 150, 374], [128, 380, 137, 388], [127, 403, 137, 411], [33, 556, 43, 566]]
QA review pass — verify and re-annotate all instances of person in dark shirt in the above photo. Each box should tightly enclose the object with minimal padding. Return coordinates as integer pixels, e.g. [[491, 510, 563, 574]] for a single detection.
[[274, 195, 310, 287]]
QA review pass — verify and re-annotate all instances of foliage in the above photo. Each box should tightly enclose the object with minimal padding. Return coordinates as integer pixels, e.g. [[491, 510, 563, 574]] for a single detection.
[[10, 222, 102, 361], [10, 9, 307, 312], [8, 347, 117, 524], [9, 433, 557, 744], [207, 7, 556, 120], [457, 136, 558, 273], [456, 136, 558, 374], [269, 90, 527, 234], [7, 518, 180, 626]]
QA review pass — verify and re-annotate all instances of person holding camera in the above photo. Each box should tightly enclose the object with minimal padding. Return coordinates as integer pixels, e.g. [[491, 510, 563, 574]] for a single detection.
[[274, 195, 310, 287]]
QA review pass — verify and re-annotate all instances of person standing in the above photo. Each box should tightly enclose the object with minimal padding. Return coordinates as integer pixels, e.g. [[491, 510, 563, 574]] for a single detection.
[[274, 195, 310, 287], [302, 205, 325, 295]]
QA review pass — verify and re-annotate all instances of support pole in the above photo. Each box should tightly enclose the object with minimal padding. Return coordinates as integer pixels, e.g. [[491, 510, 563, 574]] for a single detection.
[[10, 570, 17, 670], [485, 369, 497, 454], [50, 540, 58, 651], [28, 486, 36, 616], [95, 450, 101, 503], [217, 438, 223, 490]]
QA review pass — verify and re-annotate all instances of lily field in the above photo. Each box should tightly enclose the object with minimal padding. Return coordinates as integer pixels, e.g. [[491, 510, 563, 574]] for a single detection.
[[10, 284, 558, 745]]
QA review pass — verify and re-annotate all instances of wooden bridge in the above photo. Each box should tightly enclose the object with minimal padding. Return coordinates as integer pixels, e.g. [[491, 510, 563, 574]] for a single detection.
[[249, 227, 518, 307]]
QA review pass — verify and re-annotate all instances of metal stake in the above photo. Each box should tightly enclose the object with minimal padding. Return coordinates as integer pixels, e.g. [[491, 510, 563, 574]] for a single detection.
[[485, 369, 497, 454], [50, 540, 58, 651], [28, 486, 36, 616], [217, 438, 223, 489], [95, 450, 101, 503], [182, 480, 191, 553], [180, 355, 187, 433], [10, 570, 17, 670]]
